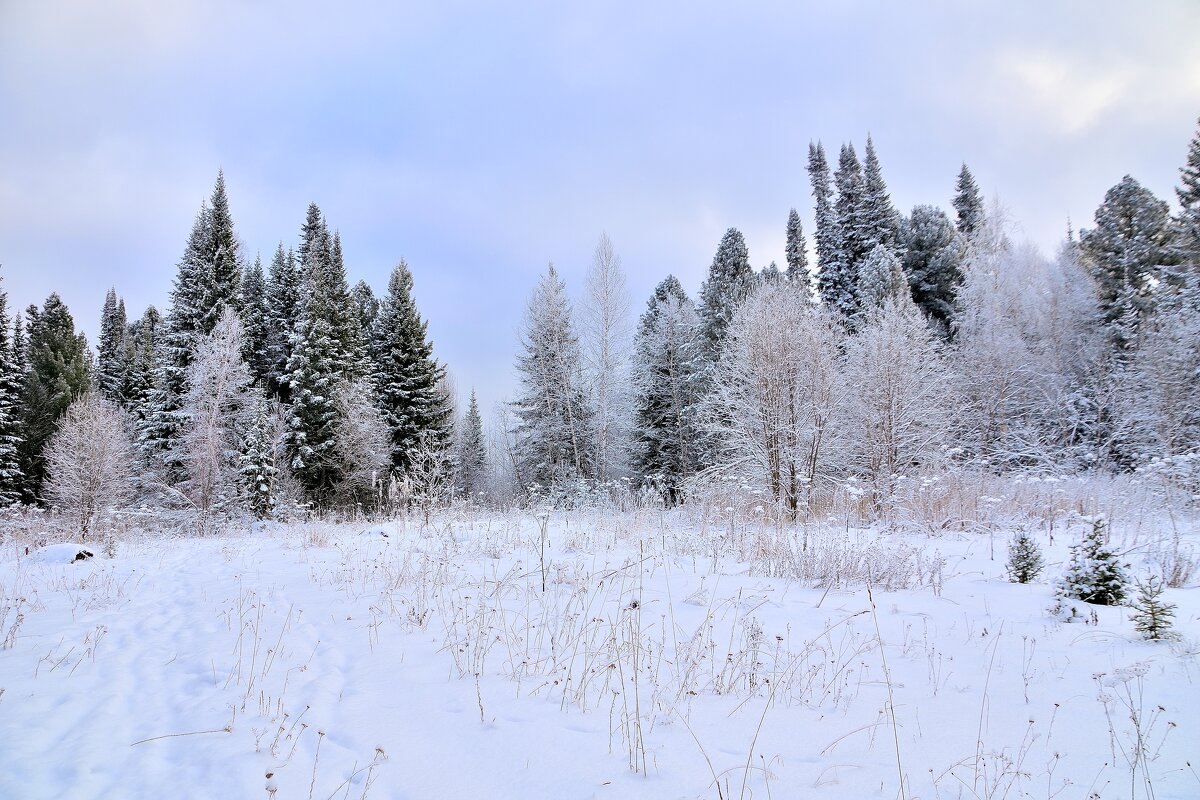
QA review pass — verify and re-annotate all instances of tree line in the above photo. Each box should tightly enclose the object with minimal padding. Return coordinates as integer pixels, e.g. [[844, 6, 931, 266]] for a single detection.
[[0, 119, 1198, 526]]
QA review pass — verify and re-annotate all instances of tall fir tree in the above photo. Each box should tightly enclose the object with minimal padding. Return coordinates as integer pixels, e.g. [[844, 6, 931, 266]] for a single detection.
[[0, 268, 23, 505], [784, 208, 811, 293], [95, 288, 128, 401], [1081, 175, 1178, 351], [1175, 117, 1200, 274], [351, 280, 380, 340], [632, 276, 703, 503], [512, 263, 595, 491], [124, 306, 161, 424], [239, 400, 277, 518], [370, 259, 451, 474], [455, 389, 488, 498], [326, 231, 370, 378], [18, 294, 90, 502], [860, 136, 902, 254], [265, 243, 301, 400], [953, 163, 985, 239], [809, 142, 851, 315], [239, 254, 271, 385], [903, 204, 964, 330], [697, 228, 755, 357], [858, 243, 910, 312], [198, 170, 242, 334]]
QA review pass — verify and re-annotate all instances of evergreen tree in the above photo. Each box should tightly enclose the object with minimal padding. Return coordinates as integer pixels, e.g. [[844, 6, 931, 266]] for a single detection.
[[239, 255, 271, 385], [1129, 575, 1177, 640], [124, 306, 161, 424], [239, 400, 277, 518], [1176, 117, 1200, 272], [784, 208, 811, 293], [0, 269, 23, 505], [265, 243, 301, 400], [371, 259, 451, 474], [18, 294, 90, 502], [857, 243, 909, 311], [198, 170, 242, 334], [759, 262, 783, 285], [351, 280, 380, 341], [632, 276, 703, 503], [1006, 530, 1044, 584], [834, 143, 870, 269], [1057, 516, 1129, 607], [511, 264, 595, 491], [1081, 176, 1178, 351], [953, 163, 985, 238], [326, 230, 370, 378], [697, 228, 755, 356], [903, 204, 964, 330], [860, 136, 901, 254], [456, 389, 488, 499], [809, 142, 849, 314], [95, 288, 128, 401]]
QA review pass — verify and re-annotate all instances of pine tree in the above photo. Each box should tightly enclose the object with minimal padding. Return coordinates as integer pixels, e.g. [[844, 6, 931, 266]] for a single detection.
[[1006, 530, 1044, 584], [18, 294, 90, 502], [512, 263, 595, 492], [456, 389, 488, 499], [835, 143, 870, 270], [370, 259, 452, 475], [265, 243, 301, 400], [903, 204, 964, 329], [632, 276, 703, 503], [239, 400, 277, 518], [326, 231, 370, 378], [1176, 117, 1200, 272], [0, 268, 23, 506], [351, 280, 380, 341], [124, 306, 160, 424], [1057, 516, 1129, 607], [860, 136, 901, 254], [809, 142, 849, 314], [698, 228, 755, 356], [1081, 176, 1177, 351], [857, 244, 909, 311], [239, 255, 270, 385], [1129, 575, 1177, 640], [953, 164, 985, 238], [784, 208, 811, 293], [95, 288, 128, 401], [759, 262, 783, 285]]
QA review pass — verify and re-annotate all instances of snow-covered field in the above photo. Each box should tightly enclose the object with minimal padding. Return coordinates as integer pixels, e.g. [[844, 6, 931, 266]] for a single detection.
[[1, 502, 1197, 799]]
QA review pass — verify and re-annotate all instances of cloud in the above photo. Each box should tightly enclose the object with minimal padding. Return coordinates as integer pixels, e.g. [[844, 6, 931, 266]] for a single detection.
[[995, 50, 1135, 137]]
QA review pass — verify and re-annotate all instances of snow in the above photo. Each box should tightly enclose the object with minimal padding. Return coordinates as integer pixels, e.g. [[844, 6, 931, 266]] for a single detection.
[[25, 542, 97, 564], [1, 511, 1197, 799]]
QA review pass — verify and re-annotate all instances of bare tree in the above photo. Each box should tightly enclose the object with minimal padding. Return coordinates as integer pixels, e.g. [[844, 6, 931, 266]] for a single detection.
[[330, 377, 391, 511], [705, 282, 848, 517], [44, 392, 136, 536], [580, 234, 633, 482], [181, 308, 256, 517]]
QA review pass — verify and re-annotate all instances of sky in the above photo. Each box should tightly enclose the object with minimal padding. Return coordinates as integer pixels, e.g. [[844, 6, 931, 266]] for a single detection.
[[2, 1, 1199, 418]]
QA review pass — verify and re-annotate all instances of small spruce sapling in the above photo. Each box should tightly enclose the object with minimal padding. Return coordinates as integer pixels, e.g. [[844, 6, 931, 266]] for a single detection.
[[1057, 516, 1129, 608], [1006, 529, 1044, 584], [1129, 575, 1177, 641]]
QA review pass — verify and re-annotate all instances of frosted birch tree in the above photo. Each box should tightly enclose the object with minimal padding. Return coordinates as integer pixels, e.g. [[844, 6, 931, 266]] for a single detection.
[[580, 233, 633, 482]]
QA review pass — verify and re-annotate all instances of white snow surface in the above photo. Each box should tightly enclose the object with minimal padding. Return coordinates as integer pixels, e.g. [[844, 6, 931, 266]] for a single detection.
[[0, 511, 1197, 799]]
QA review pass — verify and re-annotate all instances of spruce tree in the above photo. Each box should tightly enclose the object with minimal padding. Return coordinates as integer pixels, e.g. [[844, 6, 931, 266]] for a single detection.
[[326, 231, 370, 378], [860, 136, 901, 254], [351, 280, 380, 340], [808, 142, 850, 315], [1129, 575, 1177, 640], [124, 306, 160, 424], [953, 163, 985, 239], [512, 263, 595, 492], [18, 294, 90, 501], [0, 269, 23, 505], [1081, 176, 1178, 351], [1006, 530, 1044, 584], [759, 262, 782, 285], [1057, 516, 1129, 607], [371, 259, 451, 474], [198, 170, 242, 334], [697, 228, 755, 357], [96, 288, 128, 401], [903, 204, 964, 330], [456, 389, 488, 499], [1176, 117, 1200, 272], [239, 400, 277, 518], [785, 208, 811, 293], [265, 243, 301, 400], [835, 143, 870, 270], [239, 255, 271, 385], [632, 276, 703, 503]]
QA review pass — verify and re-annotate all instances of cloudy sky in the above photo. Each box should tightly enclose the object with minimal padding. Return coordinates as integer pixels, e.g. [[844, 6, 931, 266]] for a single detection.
[[2, 1, 1199, 415]]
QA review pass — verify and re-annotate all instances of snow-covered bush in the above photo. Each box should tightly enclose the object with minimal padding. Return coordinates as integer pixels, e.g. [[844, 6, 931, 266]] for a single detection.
[[1056, 516, 1129, 607]]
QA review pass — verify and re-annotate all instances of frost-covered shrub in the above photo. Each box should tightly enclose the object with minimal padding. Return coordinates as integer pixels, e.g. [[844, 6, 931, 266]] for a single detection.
[[1006, 529, 1044, 583], [1056, 516, 1129, 607]]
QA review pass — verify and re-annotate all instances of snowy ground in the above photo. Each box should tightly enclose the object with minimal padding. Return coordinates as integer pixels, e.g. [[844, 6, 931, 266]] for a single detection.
[[1, 504, 1197, 800]]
